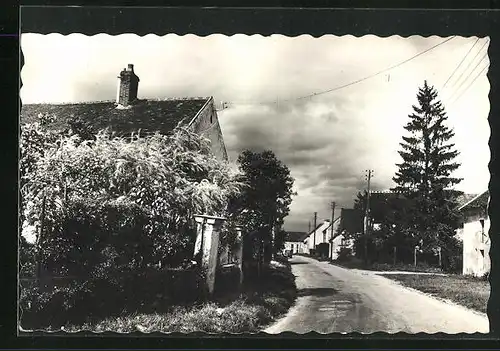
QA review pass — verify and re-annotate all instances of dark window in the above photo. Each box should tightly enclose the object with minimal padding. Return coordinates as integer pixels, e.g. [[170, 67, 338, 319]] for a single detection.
[[210, 114, 213, 124]]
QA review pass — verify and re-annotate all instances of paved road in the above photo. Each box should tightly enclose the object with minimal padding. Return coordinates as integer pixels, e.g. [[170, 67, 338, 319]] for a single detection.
[[264, 255, 489, 334]]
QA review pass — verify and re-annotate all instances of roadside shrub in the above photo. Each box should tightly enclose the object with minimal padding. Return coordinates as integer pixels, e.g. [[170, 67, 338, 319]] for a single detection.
[[19, 279, 95, 329], [441, 237, 463, 273], [38, 197, 198, 277], [19, 268, 203, 329], [273, 254, 291, 270], [214, 263, 241, 297], [336, 247, 353, 262], [20, 119, 243, 290], [19, 236, 36, 278]]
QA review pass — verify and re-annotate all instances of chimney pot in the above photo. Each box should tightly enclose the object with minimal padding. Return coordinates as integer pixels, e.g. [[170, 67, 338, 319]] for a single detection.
[[128, 64, 134, 71]]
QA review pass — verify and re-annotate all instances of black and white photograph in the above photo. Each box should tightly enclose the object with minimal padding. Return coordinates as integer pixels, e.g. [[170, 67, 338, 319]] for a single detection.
[[19, 31, 490, 334]]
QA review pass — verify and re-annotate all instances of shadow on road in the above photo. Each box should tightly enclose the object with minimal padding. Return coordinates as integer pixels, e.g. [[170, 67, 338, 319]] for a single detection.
[[290, 261, 308, 265], [297, 287, 339, 297]]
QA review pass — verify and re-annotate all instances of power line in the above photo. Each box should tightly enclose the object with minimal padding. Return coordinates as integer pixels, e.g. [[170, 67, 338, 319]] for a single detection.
[[445, 38, 489, 98], [226, 36, 456, 107], [441, 37, 480, 90], [449, 63, 489, 108], [448, 51, 489, 103]]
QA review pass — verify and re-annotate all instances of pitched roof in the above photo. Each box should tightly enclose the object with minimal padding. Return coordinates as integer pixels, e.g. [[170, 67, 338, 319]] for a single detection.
[[456, 193, 481, 209], [285, 231, 308, 242], [339, 208, 363, 234], [458, 190, 489, 211], [367, 191, 411, 222], [20, 98, 210, 137]]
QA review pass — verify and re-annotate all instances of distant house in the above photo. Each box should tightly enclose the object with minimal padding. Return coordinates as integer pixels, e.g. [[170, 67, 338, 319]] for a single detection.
[[329, 209, 360, 259], [339, 208, 364, 236], [283, 231, 308, 254], [303, 220, 332, 257], [20, 63, 228, 161], [456, 190, 490, 277]]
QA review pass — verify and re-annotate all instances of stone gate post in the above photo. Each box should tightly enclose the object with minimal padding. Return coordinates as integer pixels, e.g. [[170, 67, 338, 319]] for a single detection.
[[193, 214, 226, 296], [234, 225, 244, 286]]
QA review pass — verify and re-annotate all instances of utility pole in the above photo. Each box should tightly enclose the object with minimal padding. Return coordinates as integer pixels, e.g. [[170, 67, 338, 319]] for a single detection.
[[313, 212, 318, 255], [364, 169, 373, 265], [330, 201, 336, 259]]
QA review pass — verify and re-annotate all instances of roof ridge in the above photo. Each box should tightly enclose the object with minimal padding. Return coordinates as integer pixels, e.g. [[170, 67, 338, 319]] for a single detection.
[[22, 97, 211, 106]]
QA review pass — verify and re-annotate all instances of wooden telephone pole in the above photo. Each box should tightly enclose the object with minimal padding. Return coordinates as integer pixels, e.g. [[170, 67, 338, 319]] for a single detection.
[[364, 170, 373, 264], [330, 201, 336, 259]]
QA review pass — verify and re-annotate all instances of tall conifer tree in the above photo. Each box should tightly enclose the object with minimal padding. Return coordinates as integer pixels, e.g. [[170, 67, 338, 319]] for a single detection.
[[392, 81, 462, 254]]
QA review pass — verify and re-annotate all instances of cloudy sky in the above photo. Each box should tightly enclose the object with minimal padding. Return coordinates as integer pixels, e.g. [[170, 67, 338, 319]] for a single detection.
[[21, 33, 490, 232]]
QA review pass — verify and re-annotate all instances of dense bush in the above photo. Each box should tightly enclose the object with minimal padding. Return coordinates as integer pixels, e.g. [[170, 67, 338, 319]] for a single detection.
[[19, 236, 37, 277], [19, 114, 244, 328], [20, 114, 243, 271], [214, 263, 241, 297], [441, 236, 463, 273], [336, 247, 353, 262], [273, 254, 290, 267], [19, 268, 203, 329]]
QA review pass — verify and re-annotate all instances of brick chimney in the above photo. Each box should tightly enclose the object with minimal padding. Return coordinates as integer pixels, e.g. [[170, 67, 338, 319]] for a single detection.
[[116, 64, 140, 106]]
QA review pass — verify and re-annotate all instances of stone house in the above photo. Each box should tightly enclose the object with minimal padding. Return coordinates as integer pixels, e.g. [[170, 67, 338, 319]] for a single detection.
[[21, 63, 228, 161], [455, 190, 490, 277], [283, 231, 308, 254]]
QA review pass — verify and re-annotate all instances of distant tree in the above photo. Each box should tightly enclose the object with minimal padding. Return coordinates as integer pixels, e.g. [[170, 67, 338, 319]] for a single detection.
[[236, 150, 296, 267], [353, 190, 367, 213], [391, 81, 463, 265]]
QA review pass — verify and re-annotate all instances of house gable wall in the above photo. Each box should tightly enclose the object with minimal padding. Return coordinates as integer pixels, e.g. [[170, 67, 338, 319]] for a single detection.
[[188, 98, 228, 161], [460, 218, 491, 277]]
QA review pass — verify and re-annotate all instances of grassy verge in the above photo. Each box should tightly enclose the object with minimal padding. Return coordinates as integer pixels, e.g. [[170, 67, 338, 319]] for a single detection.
[[58, 262, 296, 333], [380, 273, 490, 313], [332, 256, 443, 273]]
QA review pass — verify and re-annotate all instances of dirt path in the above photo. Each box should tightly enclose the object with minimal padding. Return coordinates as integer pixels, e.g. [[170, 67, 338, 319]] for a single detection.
[[264, 255, 489, 334]]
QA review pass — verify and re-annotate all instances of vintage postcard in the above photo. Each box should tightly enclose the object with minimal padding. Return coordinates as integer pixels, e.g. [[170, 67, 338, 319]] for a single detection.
[[19, 21, 491, 335]]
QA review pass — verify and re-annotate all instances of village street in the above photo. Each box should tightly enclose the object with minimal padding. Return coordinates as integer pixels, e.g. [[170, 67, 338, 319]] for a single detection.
[[264, 255, 489, 334]]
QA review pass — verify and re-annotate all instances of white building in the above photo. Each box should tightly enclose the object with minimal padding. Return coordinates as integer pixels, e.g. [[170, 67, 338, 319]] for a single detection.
[[329, 229, 355, 260], [455, 190, 490, 277], [283, 231, 308, 254], [302, 218, 344, 258]]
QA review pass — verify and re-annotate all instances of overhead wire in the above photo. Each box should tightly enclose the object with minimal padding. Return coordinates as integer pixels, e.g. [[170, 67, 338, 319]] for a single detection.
[[447, 51, 489, 104], [444, 38, 490, 99], [222, 36, 457, 108], [441, 37, 480, 90], [449, 63, 489, 108]]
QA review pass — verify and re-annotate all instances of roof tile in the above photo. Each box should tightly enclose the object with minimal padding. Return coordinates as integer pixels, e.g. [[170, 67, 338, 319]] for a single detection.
[[20, 98, 209, 137]]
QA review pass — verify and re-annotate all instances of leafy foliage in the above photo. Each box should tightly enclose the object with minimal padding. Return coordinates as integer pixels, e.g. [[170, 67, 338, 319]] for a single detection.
[[20, 113, 243, 276], [235, 150, 296, 263]]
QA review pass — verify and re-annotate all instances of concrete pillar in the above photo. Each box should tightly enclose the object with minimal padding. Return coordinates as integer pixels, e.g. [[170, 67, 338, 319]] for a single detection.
[[193, 214, 226, 296], [234, 225, 244, 286]]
